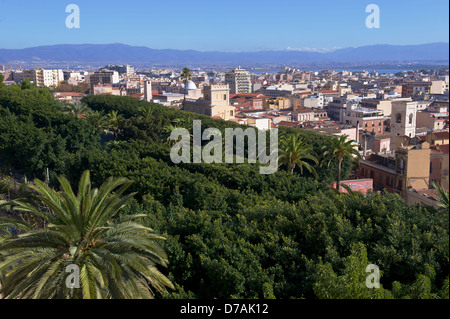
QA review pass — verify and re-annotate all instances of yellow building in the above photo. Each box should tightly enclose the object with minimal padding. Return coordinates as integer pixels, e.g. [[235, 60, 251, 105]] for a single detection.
[[395, 142, 431, 192], [184, 85, 236, 121], [426, 131, 450, 146], [264, 97, 291, 110]]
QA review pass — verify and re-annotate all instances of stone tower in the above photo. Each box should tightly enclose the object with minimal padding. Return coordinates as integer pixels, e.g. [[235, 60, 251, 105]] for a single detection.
[[390, 100, 417, 151], [144, 80, 152, 102]]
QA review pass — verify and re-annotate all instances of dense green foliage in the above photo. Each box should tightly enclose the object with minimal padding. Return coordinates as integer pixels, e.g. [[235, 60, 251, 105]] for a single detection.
[[0, 83, 448, 299]]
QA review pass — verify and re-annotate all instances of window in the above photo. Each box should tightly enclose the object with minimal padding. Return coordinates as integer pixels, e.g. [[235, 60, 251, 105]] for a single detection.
[[396, 114, 402, 123]]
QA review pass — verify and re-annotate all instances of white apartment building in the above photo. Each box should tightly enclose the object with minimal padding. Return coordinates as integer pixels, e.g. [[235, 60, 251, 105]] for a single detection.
[[303, 94, 325, 108], [24, 69, 63, 87]]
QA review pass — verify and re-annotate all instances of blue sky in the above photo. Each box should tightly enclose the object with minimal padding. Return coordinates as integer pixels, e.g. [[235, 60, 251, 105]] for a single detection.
[[0, 0, 448, 51]]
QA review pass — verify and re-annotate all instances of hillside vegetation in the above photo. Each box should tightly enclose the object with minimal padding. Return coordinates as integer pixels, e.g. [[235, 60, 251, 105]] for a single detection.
[[0, 82, 448, 299]]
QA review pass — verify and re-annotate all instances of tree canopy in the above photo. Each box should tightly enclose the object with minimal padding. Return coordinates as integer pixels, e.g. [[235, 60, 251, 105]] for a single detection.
[[0, 84, 448, 299]]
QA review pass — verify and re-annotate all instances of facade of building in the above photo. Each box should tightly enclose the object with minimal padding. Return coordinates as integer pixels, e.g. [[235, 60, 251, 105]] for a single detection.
[[430, 80, 447, 95], [17, 69, 64, 87], [401, 82, 431, 99], [357, 141, 443, 207], [89, 70, 120, 93], [360, 98, 411, 117], [342, 107, 386, 135], [264, 96, 291, 110], [417, 109, 449, 131], [225, 68, 252, 94], [102, 65, 135, 75], [326, 97, 359, 122], [390, 101, 418, 151], [184, 85, 236, 120], [230, 93, 265, 110], [302, 93, 325, 109]]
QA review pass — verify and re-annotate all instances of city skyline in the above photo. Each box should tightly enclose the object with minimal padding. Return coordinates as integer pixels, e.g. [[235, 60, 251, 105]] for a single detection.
[[0, 0, 448, 52]]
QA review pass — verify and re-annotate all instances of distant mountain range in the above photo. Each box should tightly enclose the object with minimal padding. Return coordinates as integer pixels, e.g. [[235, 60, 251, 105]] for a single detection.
[[0, 43, 448, 67]]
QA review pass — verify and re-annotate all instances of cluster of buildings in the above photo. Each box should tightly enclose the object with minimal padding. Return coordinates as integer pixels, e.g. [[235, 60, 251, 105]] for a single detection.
[[1, 63, 449, 207]]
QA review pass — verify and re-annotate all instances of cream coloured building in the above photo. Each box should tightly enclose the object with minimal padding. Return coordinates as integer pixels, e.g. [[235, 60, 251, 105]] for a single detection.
[[184, 85, 236, 120]]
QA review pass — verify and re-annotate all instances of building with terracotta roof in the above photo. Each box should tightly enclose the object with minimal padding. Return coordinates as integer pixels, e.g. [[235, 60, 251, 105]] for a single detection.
[[230, 93, 265, 110], [426, 131, 450, 145], [264, 96, 291, 110], [53, 92, 86, 103], [357, 140, 448, 208]]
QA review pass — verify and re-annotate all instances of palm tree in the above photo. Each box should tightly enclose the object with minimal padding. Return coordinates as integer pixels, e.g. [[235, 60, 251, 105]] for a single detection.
[[107, 110, 122, 140], [87, 110, 109, 132], [180, 67, 192, 108], [322, 135, 361, 190], [0, 171, 173, 299], [432, 181, 449, 212], [161, 119, 195, 149], [64, 101, 90, 119], [138, 105, 154, 121], [278, 134, 318, 176]]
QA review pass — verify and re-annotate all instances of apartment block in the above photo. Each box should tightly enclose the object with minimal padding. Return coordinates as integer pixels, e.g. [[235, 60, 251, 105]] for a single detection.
[[225, 68, 252, 94]]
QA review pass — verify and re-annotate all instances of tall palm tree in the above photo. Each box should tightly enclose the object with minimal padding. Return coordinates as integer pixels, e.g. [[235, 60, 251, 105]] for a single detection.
[[138, 105, 154, 121], [87, 110, 109, 132], [107, 110, 122, 140], [180, 67, 192, 108], [278, 134, 318, 176], [322, 135, 361, 190], [64, 101, 90, 119], [0, 171, 173, 299], [162, 120, 192, 146]]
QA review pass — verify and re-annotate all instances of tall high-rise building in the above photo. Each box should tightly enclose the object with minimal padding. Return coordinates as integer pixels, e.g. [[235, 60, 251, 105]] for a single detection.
[[225, 67, 252, 94]]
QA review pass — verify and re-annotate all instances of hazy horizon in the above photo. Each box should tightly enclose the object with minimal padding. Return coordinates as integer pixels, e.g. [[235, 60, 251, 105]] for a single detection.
[[2, 41, 449, 53]]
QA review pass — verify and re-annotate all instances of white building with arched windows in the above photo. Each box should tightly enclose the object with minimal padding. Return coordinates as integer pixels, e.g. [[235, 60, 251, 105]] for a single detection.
[[390, 101, 418, 151]]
